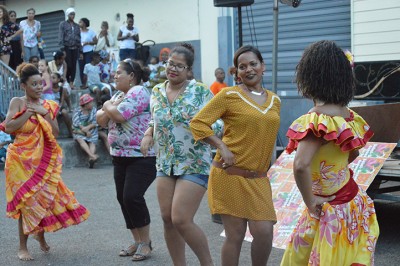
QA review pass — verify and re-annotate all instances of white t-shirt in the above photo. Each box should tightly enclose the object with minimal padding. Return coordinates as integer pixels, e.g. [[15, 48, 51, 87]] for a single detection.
[[119, 26, 139, 49], [81, 29, 97, 53], [19, 20, 41, 47], [84, 63, 101, 85]]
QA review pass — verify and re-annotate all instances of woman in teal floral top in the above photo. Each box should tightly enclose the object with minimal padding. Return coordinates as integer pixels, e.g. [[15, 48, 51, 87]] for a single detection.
[[141, 43, 214, 266]]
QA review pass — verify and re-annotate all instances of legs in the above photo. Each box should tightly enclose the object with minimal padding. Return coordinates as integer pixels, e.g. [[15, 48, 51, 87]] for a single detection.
[[248, 220, 274, 266], [157, 177, 186, 266], [23, 46, 39, 62], [65, 47, 79, 87], [113, 157, 156, 258], [220, 215, 247, 266], [0, 54, 10, 66], [61, 109, 73, 137], [98, 130, 110, 151], [220, 216, 274, 266], [18, 217, 33, 261], [76, 139, 98, 162], [157, 177, 213, 266]]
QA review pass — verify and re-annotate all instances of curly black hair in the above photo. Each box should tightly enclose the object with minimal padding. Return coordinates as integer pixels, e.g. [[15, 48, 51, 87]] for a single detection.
[[296, 40, 355, 106]]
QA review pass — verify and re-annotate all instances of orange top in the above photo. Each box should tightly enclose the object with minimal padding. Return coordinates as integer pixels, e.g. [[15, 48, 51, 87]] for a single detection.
[[210, 81, 227, 95]]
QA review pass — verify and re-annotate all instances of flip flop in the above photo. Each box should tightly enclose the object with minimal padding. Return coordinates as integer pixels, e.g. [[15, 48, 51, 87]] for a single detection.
[[119, 242, 138, 257], [132, 241, 152, 261]]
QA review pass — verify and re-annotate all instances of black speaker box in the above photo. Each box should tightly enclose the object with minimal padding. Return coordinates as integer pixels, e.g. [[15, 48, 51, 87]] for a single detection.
[[214, 0, 254, 7]]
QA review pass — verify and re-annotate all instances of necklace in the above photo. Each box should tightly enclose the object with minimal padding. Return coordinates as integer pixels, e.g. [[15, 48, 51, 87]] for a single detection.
[[242, 84, 265, 96], [167, 81, 187, 104]]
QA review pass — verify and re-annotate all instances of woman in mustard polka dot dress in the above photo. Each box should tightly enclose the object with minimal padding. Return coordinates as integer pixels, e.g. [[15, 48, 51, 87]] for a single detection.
[[191, 45, 281, 266]]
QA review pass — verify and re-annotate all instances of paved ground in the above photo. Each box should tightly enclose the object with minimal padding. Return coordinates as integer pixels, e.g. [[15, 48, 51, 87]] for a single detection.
[[0, 165, 399, 265]]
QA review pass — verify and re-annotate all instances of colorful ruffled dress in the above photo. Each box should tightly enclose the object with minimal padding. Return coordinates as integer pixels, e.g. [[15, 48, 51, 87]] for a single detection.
[[280, 110, 379, 266], [0, 100, 90, 234]]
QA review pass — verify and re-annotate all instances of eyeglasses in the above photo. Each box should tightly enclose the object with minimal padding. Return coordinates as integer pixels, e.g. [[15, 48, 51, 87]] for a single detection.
[[166, 61, 189, 72]]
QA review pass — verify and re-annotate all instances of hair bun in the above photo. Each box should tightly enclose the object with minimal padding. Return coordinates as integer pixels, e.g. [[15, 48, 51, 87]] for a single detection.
[[180, 42, 195, 55]]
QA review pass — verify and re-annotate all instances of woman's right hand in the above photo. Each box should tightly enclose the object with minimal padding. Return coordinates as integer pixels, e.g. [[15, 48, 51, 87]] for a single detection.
[[219, 144, 235, 168], [140, 135, 154, 157]]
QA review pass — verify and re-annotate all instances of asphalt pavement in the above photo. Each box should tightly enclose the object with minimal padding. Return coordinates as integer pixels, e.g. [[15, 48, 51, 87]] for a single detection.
[[1, 165, 399, 265]]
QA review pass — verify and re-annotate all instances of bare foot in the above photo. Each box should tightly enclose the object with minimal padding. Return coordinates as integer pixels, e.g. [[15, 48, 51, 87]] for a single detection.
[[33, 234, 50, 253], [18, 249, 33, 261]]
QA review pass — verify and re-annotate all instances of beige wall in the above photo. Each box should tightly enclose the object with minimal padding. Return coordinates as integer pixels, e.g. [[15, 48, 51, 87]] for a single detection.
[[351, 0, 400, 62], [7, 0, 220, 85]]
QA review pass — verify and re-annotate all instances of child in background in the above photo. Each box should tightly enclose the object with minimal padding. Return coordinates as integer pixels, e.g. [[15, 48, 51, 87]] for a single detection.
[[210, 67, 227, 95], [98, 50, 114, 96], [72, 94, 99, 168], [38, 59, 55, 100], [37, 37, 46, 59], [52, 72, 73, 138], [148, 56, 159, 80], [28, 55, 39, 69], [0, 131, 12, 163], [83, 52, 107, 107]]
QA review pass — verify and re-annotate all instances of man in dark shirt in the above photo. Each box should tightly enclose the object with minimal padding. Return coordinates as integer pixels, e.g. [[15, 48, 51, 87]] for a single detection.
[[59, 7, 81, 89]]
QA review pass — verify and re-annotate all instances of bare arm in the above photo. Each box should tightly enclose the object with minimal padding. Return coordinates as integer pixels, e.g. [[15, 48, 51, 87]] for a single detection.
[[293, 134, 335, 216], [202, 135, 235, 166], [117, 30, 124, 41], [42, 73, 51, 93], [96, 109, 110, 128], [102, 100, 126, 123], [133, 33, 139, 42], [4, 98, 32, 134]]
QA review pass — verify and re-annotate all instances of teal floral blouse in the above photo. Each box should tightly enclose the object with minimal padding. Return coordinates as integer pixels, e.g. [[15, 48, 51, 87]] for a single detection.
[[150, 79, 213, 176]]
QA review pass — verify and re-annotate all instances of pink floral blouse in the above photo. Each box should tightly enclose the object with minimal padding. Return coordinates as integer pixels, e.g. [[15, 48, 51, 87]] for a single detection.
[[108, 85, 155, 157]]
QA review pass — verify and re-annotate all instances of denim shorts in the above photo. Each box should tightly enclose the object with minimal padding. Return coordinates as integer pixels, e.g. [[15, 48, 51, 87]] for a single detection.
[[157, 171, 208, 189]]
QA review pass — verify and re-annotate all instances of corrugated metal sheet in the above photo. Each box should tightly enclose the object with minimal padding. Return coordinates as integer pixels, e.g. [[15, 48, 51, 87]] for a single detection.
[[35, 11, 65, 60], [236, 0, 351, 92]]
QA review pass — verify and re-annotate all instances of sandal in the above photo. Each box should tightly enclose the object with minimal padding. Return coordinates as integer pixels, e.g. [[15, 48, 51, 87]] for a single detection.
[[119, 242, 139, 257], [132, 241, 152, 261]]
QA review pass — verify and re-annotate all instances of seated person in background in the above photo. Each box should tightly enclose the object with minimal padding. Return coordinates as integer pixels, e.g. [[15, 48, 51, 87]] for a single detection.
[[210, 67, 227, 95], [82, 52, 108, 107], [98, 50, 114, 95], [0, 131, 12, 163], [148, 56, 159, 80], [149, 47, 170, 88], [28, 55, 39, 69], [52, 72, 73, 138], [97, 97, 110, 153], [72, 94, 99, 168], [48, 50, 72, 111]]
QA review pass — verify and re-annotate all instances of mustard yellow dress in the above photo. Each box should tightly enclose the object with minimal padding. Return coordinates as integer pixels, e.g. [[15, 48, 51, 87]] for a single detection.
[[191, 86, 281, 220], [281, 111, 378, 266], [0, 100, 90, 234]]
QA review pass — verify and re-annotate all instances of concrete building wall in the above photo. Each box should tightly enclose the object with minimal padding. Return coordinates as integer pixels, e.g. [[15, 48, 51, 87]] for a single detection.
[[6, 0, 220, 85], [352, 0, 400, 62]]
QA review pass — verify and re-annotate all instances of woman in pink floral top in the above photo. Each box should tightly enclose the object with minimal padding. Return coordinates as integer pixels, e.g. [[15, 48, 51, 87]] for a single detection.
[[96, 59, 155, 261]]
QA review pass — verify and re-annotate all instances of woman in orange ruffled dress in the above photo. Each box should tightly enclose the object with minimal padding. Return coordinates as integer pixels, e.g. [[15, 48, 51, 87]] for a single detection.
[[0, 63, 90, 261], [280, 41, 379, 265]]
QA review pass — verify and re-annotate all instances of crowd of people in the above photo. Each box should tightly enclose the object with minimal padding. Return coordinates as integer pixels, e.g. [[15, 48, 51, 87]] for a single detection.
[[0, 4, 380, 266]]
